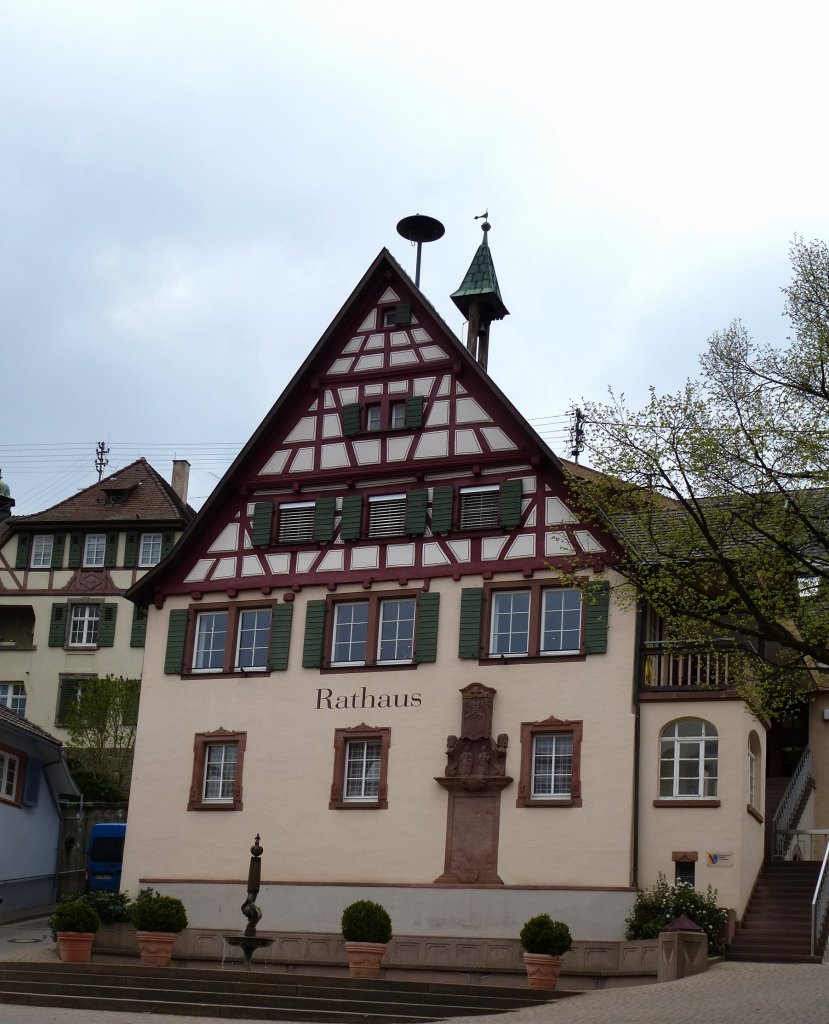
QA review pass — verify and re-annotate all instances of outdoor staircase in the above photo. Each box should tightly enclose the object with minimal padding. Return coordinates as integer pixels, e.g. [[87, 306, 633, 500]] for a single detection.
[[727, 861, 824, 963], [0, 961, 570, 1022]]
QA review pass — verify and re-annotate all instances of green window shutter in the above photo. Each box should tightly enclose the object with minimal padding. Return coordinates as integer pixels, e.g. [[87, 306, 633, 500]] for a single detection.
[[48, 604, 67, 647], [104, 531, 119, 568], [52, 533, 66, 569], [431, 486, 455, 534], [340, 495, 363, 541], [393, 302, 412, 325], [499, 479, 524, 528], [405, 490, 428, 536], [98, 603, 118, 647], [251, 502, 274, 548], [458, 588, 484, 660], [130, 605, 148, 648], [164, 609, 189, 674], [15, 534, 30, 569], [405, 396, 424, 429], [314, 498, 336, 543], [415, 592, 440, 663], [160, 531, 175, 559], [124, 532, 138, 568], [56, 678, 80, 727], [269, 603, 294, 671], [68, 533, 82, 569], [302, 600, 328, 668], [584, 581, 610, 654], [343, 403, 361, 437]]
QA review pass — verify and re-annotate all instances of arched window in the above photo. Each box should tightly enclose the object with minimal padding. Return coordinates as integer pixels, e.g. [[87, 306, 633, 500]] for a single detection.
[[659, 719, 718, 799], [748, 731, 762, 813]]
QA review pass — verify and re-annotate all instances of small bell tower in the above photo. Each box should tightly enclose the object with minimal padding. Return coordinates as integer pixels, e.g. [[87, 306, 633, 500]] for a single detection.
[[0, 470, 14, 523], [450, 216, 509, 372]]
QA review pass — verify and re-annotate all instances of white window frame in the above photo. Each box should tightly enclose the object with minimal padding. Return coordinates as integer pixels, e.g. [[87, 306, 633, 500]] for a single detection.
[[193, 610, 229, 672], [30, 535, 53, 569], [344, 738, 382, 802], [332, 601, 369, 667], [138, 533, 163, 568], [459, 485, 499, 530], [366, 404, 382, 431], [0, 749, 20, 802], [377, 598, 416, 664], [390, 401, 406, 429], [490, 590, 531, 657], [531, 733, 573, 800], [0, 683, 26, 716], [202, 743, 238, 803], [235, 608, 272, 670], [659, 719, 718, 799], [368, 494, 407, 538], [83, 534, 106, 568], [69, 604, 100, 647], [540, 588, 582, 654], [277, 501, 315, 544]]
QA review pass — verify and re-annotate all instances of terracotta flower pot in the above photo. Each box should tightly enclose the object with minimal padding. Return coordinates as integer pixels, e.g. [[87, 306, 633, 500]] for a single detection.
[[56, 931, 96, 964], [344, 941, 387, 979], [136, 930, 179, 967], [522, 951, 565, 990]]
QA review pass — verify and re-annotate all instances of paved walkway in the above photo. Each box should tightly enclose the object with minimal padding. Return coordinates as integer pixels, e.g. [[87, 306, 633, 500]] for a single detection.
[[1, 917, 828, 1024]]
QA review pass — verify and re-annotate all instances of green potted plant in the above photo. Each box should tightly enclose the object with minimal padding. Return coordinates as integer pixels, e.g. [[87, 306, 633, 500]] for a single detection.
[[341, 899, 392, 978], [130, 889, 188, 967], [50, 898, 100, 963], [519, 914, 572, 990]]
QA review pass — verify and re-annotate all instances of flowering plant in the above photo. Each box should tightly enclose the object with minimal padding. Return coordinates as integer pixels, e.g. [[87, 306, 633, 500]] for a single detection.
[[625, 873, 728, 955]]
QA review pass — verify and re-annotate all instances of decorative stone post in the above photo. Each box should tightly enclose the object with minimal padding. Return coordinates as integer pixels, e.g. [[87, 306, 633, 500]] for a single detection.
[[657, 914, 709, 983]]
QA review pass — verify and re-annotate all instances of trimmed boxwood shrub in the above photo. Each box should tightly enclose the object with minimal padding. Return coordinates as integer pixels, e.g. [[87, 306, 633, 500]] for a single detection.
[[51, 899, 100, 936], [625, 874, 728, 955], [80, 889, 132, 924], [519, 915, 572, 956], [130, 891, 188, 933], [341, 900, 392, 943]]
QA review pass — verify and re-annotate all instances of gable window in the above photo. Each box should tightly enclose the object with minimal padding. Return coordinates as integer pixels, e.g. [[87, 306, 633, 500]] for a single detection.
[[278, 502, 316, 544], [390, 401, 406, 429], [459, 486, 500, 530], [366, 404, 382, 431], [517, 718, 583, 808], [330, 726, 390, 809], [0, 683, 26, 717], [382, 303, 411, 327], [70, 604, 100, 647], [139, 533, 163, 568], [31, 535, 53, 569], [83, 534, 107, 568], [368, 494, 407, 538], [0, 747, 22, 805], [188, 730, 246, 811], [658, 719, 718, 801]]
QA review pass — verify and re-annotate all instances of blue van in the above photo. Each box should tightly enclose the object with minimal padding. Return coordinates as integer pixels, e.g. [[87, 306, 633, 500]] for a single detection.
[[86, 823, 126, 892]]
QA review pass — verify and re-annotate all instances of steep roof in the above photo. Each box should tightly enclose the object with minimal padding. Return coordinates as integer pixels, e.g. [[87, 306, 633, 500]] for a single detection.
[[129, 247, 571, 604], [7, 459, 195, 530]]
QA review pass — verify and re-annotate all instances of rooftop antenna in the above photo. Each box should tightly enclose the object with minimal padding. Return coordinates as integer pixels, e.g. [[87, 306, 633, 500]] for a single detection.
[[396, 214, 445, 287], [95, 441, 110, 482]]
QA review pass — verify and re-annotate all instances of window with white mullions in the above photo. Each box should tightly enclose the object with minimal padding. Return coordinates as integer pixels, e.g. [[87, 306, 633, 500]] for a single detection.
[[203, 743, 237, 802], [139, 533, 162, 567], [83, 534, 106, 568], [0, 750, 19, 801], [390, 402, 406, 429], [368, 494, 407, 538], [345, 739, 382, 801], [541, 588, 582, 653], [490, 591, 531, 656], [378, 599, 415, 663], [532, 734, 573, 798], [459, 485, 500, 530], [70, 605, 100, 646], [235, 608, 272, 670], [31, 535, 53, 568], [194, 611, 229, 672], [0, 683, 26, 716], [332, 602, 369, 665], [278, 502, 315, 544], [659, 719, 718, 798]]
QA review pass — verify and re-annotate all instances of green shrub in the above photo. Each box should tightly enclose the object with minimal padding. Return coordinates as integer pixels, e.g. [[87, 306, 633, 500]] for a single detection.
[[50, 899, 100, 937], [519, 914, 573, 956], [341, 900, 392, 943], [625, 874, 728, 955], [80, 889, 132, 924], [130, 891, 188, 933]]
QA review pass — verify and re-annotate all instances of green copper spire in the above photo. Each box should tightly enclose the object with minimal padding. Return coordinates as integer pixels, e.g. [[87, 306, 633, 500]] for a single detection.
[[451, 220, 509, 322]]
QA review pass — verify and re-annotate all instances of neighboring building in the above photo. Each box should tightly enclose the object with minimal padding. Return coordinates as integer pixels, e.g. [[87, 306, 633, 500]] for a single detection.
[[0, 459, 194, 741], [0, 704, 78, 918], [121, 234, 773, 967]]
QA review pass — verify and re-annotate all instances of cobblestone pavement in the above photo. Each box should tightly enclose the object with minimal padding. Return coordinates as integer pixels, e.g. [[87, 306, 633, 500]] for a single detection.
[[1, 918, 828, 1024]]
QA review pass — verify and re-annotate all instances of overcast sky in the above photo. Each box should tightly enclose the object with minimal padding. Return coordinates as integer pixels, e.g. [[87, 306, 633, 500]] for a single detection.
[[3, 1, 829, 516]]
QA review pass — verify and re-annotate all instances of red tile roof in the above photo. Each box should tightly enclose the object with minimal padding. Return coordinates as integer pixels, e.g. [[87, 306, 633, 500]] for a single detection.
[[0, 703, 64, 747]]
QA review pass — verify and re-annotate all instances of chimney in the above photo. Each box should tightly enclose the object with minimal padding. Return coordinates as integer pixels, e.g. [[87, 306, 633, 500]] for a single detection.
[[171, 460, 190, 505]]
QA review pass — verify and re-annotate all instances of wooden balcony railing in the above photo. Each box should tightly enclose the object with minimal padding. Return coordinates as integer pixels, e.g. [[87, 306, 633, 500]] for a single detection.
[[641, 640, 737, 689]]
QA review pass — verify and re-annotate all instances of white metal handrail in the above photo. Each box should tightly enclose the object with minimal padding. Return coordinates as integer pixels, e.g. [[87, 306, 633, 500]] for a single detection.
[[773, 747, 813, 856], [812, 842, 829, 958]]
